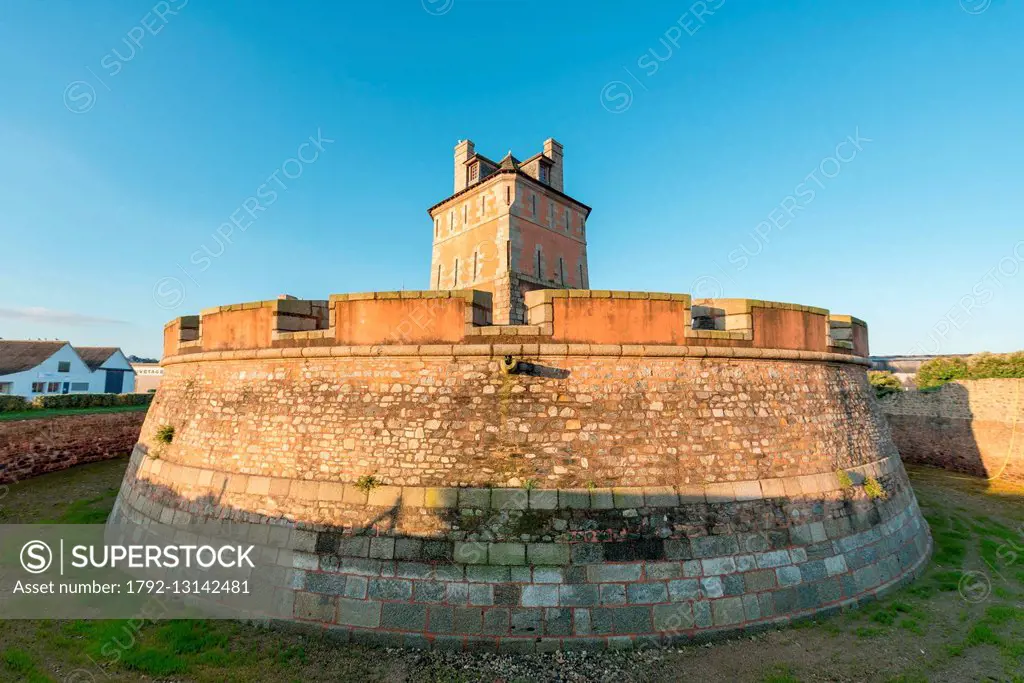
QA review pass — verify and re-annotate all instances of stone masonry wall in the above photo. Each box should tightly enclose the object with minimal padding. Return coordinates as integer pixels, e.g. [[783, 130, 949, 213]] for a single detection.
[[142, 354, 893, 490], [880, 379, 1024, 483], [113, 290, 931, 650], [0, 410, 145, 484]]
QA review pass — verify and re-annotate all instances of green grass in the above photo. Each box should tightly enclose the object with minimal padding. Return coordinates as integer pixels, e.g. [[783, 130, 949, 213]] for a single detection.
[[0, 405, 149, 422]]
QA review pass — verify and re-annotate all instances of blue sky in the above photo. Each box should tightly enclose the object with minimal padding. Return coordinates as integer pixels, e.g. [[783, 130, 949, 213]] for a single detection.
[[0, 0, 1021, 358]]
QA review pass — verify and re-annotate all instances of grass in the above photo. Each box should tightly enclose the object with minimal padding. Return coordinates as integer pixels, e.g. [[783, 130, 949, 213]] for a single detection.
[[0, 460, 1021, 682], [0, 405, 149, 422]]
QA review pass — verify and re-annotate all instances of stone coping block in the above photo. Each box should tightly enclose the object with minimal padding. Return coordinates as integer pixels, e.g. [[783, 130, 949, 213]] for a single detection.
[[133, 449, 900, 512], [162, 344, 871, 367]]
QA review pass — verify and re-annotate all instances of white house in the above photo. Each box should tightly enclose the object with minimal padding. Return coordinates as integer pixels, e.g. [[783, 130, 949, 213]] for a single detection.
[[76, 347, 136, 394], [0, 341, 136, 398]]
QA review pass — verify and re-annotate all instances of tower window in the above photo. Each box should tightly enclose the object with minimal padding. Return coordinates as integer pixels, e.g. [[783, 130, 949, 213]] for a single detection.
[[462, 204, 467, 224], [559, 257, 565, 285], [579, 263, 584, 286], [436, 264, 441, 288], [565, 209, 570, 231], [453, 258, 459, 285], [540, 164, 549, 184], [480, 194, 485, 214], [473, 251, 479, 280], [505, 186, 511, 205], [531, 195, 536, 216], [535, 249, 541, 278], [449, 211, 454, 232]]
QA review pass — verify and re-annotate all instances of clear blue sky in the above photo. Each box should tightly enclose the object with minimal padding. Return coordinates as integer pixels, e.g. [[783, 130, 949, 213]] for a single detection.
[[1, 0, 1021, 358]]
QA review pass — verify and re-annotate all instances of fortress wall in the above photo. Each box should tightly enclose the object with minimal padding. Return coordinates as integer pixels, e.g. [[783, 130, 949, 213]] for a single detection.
[[124, 289, 928, 650], [145, 353, 889, 489], [0, 410, 145, 484], [880, 379, 1024, 483]]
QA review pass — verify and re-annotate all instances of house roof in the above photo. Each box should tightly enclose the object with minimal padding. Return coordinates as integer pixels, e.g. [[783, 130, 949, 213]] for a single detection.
[[76, 347, 120, 371], [0, 340, 68, 376]]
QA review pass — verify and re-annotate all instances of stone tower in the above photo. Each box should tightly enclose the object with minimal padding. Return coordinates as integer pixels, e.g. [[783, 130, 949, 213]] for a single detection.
[[428, 138, 591, 324]]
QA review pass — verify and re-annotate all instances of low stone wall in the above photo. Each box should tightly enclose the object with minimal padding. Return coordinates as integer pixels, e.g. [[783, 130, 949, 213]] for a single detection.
[[0, 410, 145, 484], [880, 379, 1024, 483]]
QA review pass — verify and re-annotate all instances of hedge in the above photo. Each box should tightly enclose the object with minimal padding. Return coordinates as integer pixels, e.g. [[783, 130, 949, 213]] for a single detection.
[[0, 393, 154, 413], [0, 395, 30, 412], [917, 351, 1024, 390], [30, 393, 154, 410]]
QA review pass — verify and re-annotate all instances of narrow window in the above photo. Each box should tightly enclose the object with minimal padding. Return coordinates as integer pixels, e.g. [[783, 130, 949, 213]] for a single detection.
[[436, 264, 441, 288], [559, 257, 565, 285], [462, 204, 467, 224], [579, 263, 584, 286], [531, 194, 536, 216], [453, 258, 459, 285], [540, 164, 549, 183], [535, 249, 541, 277], [506, 240, 511, 268], [480, 194, 485, 214], [434, 218, 439, 238], [565, 209, 570, 232], [548, 202, 554, 226], [505, 186, 511, 205], [473, 251, 479, 280], [449, 211, 454, 232], [57, 361, 70, 373]]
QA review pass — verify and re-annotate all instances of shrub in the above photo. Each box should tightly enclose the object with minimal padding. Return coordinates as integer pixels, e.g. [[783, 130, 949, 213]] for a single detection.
[[355, 474, 381, 493], [916, 357, 969, 389], [864, 476, 887, 500], [837, 469, 854, 490], [915, 351, 1024, 389], [868, 371, 903, 398], [155, 425, 175, 444], [0, 396, 30, 413], [30, 393, 154, 410]]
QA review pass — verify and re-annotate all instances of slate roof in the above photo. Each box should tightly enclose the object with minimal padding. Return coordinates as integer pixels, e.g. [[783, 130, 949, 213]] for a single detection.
[[76, 347, 120, 371], [0, 340, 68, 376]]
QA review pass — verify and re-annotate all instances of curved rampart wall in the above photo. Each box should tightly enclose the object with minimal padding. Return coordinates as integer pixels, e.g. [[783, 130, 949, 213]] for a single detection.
[[110, 289, 930, 651]]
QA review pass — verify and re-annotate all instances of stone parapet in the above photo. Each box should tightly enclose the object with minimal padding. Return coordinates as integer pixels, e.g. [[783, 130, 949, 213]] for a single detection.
[[162, 290, 869, 360]]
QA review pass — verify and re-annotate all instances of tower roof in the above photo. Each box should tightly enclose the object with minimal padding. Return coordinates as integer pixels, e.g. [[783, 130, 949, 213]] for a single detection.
[[498, 152, 520, 170]]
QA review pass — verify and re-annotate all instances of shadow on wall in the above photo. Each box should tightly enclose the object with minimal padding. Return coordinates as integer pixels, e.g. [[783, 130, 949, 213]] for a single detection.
[[881, 380, 1024, 485]]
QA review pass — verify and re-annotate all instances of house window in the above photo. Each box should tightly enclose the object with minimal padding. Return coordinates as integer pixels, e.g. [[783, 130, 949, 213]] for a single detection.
[[71, 382, 89, 392], [31, 382, 45, 393], [57, 361, 70, 373], [0, 382, 13, 395], [47, 382, 61, 393]]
